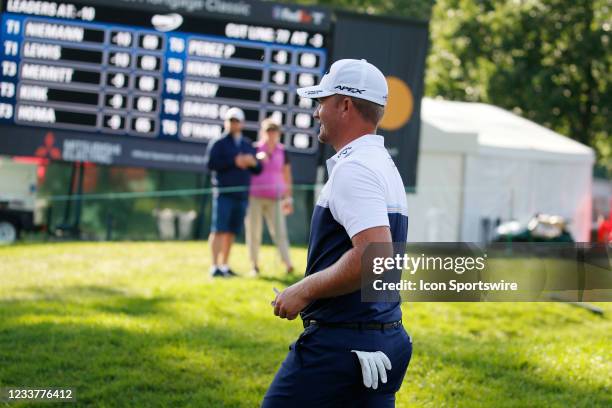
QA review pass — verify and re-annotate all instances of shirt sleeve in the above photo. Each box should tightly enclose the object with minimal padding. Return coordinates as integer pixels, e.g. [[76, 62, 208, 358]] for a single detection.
[[205, 138, 236, 172], [246, 141, 263, 174], [328, 161, 389, 238]]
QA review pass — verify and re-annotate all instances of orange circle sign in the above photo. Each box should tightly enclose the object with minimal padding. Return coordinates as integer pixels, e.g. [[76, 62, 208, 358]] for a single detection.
[[380, 76, 413, 131]]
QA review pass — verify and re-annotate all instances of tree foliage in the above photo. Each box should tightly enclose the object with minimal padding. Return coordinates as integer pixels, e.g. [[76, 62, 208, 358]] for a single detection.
[[426, 0, 611, 173], [288, 0, 610, 172]]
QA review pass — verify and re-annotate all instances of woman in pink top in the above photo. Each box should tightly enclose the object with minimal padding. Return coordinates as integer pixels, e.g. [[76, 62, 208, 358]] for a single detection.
[[245, 118, 294, 275]]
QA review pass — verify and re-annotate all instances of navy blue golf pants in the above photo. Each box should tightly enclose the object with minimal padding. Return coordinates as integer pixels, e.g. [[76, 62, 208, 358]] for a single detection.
[[262, 324, 412, 407]]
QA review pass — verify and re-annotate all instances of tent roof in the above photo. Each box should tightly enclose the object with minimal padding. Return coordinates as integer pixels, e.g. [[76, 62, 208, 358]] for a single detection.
[[421, 97, 594, 162]]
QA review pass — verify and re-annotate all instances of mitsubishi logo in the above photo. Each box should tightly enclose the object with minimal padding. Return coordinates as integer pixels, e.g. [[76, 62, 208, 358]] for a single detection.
[[35, 132, 61, 159]]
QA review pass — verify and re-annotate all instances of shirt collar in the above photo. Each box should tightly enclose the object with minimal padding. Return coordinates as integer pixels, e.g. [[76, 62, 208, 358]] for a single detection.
[[231, 133, 242, 146], [325, 134, 384, 173], [256, 141, 281, 150]]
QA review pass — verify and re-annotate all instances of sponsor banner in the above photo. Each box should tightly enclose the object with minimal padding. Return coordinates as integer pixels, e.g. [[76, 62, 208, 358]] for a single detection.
[[0, 124, 208, 171], [330, 11, 428, 188], [74, 0, 332, 31]]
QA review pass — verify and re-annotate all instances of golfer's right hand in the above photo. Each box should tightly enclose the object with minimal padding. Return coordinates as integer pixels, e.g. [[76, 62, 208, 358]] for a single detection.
[[271, 284, 310, 320], [351, 350, 392, 390]]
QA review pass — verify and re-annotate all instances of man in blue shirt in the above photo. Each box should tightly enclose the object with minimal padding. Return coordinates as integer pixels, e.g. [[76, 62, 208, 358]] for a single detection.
[[263, 60, 412, 407], [206, 107, 261, 277]]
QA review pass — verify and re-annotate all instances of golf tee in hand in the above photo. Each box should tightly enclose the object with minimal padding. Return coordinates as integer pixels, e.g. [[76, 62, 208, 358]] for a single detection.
[[271, 287, 280, 306]]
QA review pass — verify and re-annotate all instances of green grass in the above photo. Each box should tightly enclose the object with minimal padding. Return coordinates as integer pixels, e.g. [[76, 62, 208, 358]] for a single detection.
[[0, 242, 610, 407]]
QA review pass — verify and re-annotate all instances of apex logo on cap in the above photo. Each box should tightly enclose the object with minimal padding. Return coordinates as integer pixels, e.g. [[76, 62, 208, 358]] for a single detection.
[[334, 85, 365, 94], [296, 59, 388, 106]]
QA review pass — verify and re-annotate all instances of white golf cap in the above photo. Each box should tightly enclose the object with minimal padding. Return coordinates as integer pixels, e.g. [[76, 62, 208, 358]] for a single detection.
[[225, 107, 245, 122], [297, 59, 388, 106]]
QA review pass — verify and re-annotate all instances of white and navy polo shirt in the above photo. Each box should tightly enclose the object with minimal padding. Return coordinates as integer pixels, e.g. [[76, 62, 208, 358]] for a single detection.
[[301, 134, 409, 323]]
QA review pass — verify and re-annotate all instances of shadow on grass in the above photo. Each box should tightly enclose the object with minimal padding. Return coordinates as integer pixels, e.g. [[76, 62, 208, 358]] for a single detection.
[[2, 285, 175, 317], [9, 285, 129, 300], [0, 299, 281, 407], [258, 274, 302, 287], [0, 289, 610, 407]]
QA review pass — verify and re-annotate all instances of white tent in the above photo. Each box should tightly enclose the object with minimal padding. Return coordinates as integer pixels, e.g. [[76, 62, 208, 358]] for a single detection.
[[406, 97, 595, 242]]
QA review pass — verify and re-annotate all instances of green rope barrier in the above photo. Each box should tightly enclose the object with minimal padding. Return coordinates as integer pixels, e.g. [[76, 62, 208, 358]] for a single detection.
[[45, 184, 321, 202]]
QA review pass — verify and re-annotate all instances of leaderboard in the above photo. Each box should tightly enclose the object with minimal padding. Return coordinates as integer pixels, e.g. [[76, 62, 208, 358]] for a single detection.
[[0, 0, 328, 154]]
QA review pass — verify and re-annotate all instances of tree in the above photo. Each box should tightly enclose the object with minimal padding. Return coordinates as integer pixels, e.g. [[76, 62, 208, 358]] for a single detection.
[[426, 0, 611, 173]]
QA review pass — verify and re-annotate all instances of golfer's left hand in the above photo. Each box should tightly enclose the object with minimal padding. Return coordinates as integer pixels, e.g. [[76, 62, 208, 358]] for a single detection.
[[271, 285, 310, 320], [351, 350, 392, 389]]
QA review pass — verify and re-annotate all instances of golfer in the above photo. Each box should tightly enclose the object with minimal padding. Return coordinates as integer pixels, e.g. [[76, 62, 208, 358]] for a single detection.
[[263, 59, 412, 407]]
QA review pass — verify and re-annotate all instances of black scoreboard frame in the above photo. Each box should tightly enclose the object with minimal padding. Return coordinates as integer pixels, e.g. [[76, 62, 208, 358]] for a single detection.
[[0, 0, 428, 187]]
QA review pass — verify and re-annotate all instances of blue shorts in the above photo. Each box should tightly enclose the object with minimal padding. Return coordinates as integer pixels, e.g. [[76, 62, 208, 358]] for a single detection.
[[262, 324, 412, 408], [211, 194, 248, 235]]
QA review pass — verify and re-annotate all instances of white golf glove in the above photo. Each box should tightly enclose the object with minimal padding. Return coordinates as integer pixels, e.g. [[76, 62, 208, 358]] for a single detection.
[[351, 350, 392, 389]]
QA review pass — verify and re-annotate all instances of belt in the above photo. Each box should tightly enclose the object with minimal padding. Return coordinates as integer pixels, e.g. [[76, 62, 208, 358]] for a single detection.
[[303, 319, 402, 331]]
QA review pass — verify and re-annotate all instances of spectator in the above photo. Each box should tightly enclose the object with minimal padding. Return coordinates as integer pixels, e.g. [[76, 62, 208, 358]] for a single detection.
[[205, 107, 261, 277], [246, 118, 294, 276]]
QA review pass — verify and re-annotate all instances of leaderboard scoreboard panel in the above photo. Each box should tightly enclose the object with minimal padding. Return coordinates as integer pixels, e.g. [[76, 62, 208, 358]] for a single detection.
[[0, 0, 330, 179]]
